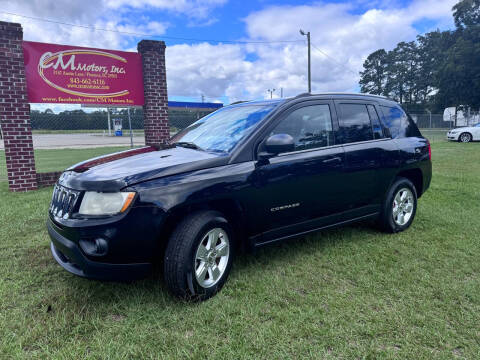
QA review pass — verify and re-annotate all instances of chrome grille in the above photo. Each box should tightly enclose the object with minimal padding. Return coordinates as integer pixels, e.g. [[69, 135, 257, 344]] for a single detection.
[[50, 185, 81, 219]]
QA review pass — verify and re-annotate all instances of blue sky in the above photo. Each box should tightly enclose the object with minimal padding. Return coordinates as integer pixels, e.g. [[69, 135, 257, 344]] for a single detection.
[[2, 0, 457, 111]]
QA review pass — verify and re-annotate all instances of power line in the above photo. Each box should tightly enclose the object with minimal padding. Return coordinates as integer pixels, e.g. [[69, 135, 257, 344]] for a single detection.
[[310, 43, 358, 75], [0, 11, 304, 45]]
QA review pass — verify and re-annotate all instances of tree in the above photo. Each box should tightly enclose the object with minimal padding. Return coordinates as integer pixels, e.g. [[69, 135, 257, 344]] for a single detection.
[[416, 30, 457, 109], [359, 0, 480, 113], [436, 26, 480, 109], [386, 41, 419, 104], [453, 0, 480, 28], [359, 49, 388, 95]]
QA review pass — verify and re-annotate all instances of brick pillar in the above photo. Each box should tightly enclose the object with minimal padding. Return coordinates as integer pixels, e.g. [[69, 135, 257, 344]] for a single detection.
[[137, 40, 169, 146], [0, 21, 37, 191]]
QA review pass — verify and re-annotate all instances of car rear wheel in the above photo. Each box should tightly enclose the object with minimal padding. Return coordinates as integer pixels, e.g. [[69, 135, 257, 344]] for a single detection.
[[459, 132, 472, 143], [378, 177, 417, 233], [164, 210, 234, 301]]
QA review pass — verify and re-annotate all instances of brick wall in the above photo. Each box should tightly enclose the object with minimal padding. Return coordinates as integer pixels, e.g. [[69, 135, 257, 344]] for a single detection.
[[36, 171, 62, 188], [0, 21, 37, 191], [0, 25, 169, 192], [137, 40, 169, 146]]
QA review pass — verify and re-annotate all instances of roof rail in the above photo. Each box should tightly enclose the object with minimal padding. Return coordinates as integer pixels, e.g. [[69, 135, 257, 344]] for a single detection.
[[294, 92, 311, 99], [311, 92, 389, 99]]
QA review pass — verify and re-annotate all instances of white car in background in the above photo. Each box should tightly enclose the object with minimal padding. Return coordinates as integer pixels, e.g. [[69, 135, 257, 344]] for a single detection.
[[447, 124, 480, 142]]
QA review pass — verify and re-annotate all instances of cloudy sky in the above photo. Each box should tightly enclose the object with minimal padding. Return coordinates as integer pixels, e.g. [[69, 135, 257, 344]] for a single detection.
[[1, 0, 458, 108]]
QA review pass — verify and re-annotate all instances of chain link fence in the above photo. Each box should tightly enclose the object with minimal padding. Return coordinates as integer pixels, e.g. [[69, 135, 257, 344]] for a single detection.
[[410, 113, 450, 143], [410, 112, 480, 143], [0, 107, 217, 181], [0, 107, 215, 149], [2, 107, 478, 182]]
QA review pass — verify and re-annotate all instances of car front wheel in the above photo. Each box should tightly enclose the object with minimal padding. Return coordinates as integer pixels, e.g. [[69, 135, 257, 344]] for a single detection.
[[379, 177, 418, 233], [164, 210, 234, 301]]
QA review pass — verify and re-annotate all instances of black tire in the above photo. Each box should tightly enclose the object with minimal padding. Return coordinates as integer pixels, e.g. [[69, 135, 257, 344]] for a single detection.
[[459, 132, 472, 143], [378, 177, 418, 233], [164, 210, 234, 301]]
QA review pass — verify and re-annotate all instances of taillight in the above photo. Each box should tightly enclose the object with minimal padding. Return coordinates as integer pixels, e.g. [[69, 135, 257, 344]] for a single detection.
[[427, 140, 431, 160]]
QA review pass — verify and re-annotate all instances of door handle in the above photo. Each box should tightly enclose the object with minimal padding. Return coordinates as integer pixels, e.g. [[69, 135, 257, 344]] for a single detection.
[[322, 156, 342, 164]]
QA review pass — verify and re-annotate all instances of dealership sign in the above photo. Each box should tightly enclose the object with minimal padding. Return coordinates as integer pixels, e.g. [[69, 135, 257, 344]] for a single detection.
[[22, 41, 144, 105]]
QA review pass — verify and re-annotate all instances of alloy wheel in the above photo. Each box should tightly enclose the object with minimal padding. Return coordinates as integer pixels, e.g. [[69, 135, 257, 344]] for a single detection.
[[460, 133, 471, 142], [194, 228, 230, 288], [392, 187, 414, 226]]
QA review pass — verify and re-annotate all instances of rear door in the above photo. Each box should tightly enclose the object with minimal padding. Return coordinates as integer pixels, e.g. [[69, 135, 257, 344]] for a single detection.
[[334, 100, 399, 211]]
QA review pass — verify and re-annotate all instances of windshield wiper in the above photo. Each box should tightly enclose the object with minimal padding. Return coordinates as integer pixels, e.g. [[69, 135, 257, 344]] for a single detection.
[[175, 141, 205, 151]]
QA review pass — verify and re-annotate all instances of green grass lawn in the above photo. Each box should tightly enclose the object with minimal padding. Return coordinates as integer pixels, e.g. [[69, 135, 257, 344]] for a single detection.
[[418, 129, 450, 143], [0, 147, 130, 180], [1, 141, 479, 359]]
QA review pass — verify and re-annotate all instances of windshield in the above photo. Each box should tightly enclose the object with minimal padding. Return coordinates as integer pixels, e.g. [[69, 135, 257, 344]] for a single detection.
[[171, 104, 277, 153], [475, 123, 480, 127]]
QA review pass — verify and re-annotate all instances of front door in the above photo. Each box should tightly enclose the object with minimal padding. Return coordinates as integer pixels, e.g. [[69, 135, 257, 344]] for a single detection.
[[251, 101, 347, 243]]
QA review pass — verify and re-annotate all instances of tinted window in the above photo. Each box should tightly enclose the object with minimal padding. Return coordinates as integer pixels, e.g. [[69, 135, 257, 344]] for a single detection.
[[367, 105, 384, 139], [270, 105, 334, 151], [380, 106, 421, 138], [379, 106, 404, 138], [338, 104, 373, 143]]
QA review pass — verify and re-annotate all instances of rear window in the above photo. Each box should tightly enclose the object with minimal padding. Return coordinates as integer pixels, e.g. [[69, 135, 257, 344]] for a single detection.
[[380, 106, 421, 138], [379, 106, 404, 138], [337, 104, 374, 143]]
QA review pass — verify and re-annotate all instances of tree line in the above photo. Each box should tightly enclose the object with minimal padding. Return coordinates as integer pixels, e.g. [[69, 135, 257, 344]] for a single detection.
[[359, 0, 480, 113]]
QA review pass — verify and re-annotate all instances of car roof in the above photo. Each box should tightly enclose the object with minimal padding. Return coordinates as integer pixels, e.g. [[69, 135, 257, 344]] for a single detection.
[[232, 92, 397, 108]]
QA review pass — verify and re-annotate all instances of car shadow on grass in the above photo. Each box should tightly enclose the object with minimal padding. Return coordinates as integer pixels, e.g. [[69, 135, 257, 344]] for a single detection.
[[34, 221, 383, 313]]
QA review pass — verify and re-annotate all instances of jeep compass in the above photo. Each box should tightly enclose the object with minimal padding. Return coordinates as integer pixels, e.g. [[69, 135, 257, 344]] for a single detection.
[[48, 93, 432, 300]]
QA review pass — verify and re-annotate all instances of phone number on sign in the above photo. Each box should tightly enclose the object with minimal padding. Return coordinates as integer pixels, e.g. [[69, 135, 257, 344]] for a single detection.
[[69, 78, 106, 85]]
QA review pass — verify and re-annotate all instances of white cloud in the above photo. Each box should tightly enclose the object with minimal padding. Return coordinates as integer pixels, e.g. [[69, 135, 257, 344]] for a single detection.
[[1, 0, 168, 49], [164, 0, 456, 101], [166, 43, 251, 100], [239, 0, 457, 98], [2, 0, 457, 104]]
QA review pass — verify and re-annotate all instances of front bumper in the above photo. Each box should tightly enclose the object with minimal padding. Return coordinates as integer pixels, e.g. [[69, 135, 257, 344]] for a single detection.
[[48, 219, 152, 281], [447, 133, 458, 141]]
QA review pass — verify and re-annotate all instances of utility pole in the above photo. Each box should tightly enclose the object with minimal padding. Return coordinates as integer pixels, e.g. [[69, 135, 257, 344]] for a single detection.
[[300, 29, 311, 93], [280, 87, 283, 98], [267, 88, 276, 99], [127, 107, 133, 148], [201, 94, 205, 103], [107, 108, 112, 136]]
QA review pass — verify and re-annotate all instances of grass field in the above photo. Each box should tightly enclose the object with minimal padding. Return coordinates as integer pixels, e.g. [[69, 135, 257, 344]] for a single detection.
[[0, 147, 130, 180], [418, 129, 449, 143], [1, 139, 480, 359]]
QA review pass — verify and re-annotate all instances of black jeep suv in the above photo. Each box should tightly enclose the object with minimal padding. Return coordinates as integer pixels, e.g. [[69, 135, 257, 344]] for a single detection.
[[48, 93, 431, 300]]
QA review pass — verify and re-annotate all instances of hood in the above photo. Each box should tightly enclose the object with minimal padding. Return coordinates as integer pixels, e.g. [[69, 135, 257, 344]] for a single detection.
[[451, 126, 477, 131], [58, 146, 227, 191]]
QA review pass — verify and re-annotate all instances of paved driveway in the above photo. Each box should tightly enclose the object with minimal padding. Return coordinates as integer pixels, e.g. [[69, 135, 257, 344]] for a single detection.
[[0, 133, 146, 150]]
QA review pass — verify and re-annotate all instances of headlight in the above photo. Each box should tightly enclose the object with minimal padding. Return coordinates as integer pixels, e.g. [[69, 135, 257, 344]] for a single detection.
[[79, 192, 136, 215]]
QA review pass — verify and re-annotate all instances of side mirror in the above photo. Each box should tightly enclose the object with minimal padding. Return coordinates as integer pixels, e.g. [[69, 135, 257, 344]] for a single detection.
[[258, 133, 295, 160]]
